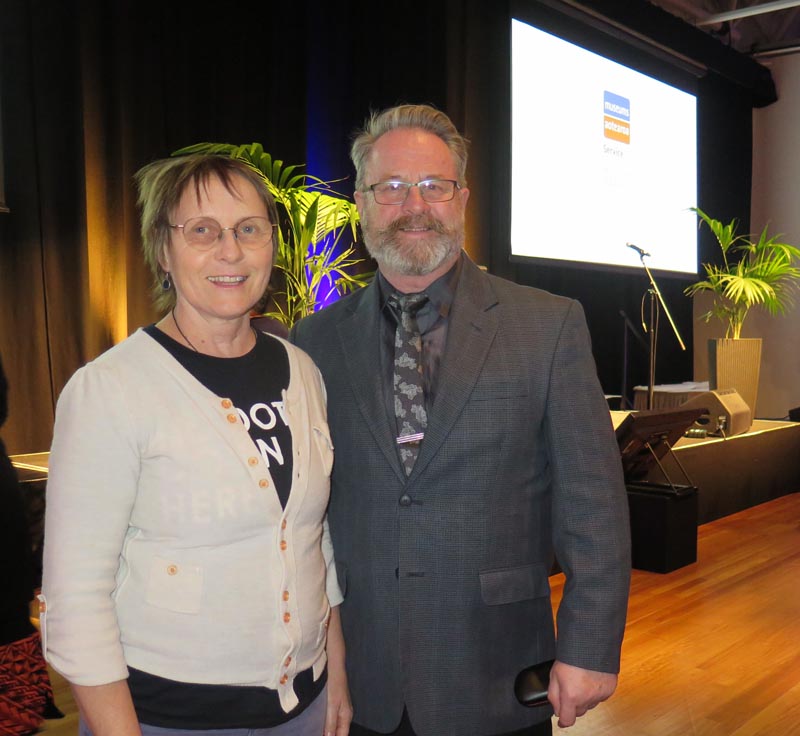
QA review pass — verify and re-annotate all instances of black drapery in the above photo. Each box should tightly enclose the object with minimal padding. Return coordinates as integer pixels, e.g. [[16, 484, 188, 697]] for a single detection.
[[0, 0, 760, 453]]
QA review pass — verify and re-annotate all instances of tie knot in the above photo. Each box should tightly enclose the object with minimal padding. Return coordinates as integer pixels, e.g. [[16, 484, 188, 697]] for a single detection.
[[390, 292, 428, 316]]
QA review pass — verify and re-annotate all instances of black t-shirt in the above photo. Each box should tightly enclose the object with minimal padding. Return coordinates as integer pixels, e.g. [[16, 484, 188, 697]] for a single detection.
[[132, 326, 324, 728], [145, 325, 293, 506]]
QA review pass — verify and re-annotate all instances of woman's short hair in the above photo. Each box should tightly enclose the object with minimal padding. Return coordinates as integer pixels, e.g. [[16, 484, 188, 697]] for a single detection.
[[350, 104, 469, 191], [134, 154, 279, 312]]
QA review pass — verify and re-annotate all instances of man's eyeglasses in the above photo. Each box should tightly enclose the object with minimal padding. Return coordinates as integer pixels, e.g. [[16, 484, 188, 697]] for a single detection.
[[169, 216, 276, 251], [367, 179, 460, 205]]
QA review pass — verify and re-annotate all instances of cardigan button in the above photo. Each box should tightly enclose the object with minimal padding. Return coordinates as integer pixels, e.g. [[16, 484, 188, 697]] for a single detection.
[[259, 478, 269, 488], [280, 540, 288, 551], [221, 399, 233, 409], [283, 590, 290, 602], [283, 612, 291, 623], [248, 456, 258, 466], [284, 656, 292, 667], [280, 674, 288, 685], [226, 413, 238, 424]]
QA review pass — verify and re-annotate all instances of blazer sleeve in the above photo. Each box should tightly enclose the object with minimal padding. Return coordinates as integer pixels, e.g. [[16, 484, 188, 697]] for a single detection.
[[544, 300, 631, 673]]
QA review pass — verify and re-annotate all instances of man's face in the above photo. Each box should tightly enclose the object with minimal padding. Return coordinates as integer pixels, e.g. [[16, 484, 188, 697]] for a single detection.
[[354, 128, 470, 280]]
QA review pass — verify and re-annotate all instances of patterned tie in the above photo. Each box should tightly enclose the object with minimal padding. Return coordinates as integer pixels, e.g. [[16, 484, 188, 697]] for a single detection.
[[389, 292, 429, 475]]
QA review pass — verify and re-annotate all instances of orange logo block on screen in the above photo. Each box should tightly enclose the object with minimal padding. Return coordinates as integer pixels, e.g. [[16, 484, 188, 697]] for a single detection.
[[604, 116, 630, 144]]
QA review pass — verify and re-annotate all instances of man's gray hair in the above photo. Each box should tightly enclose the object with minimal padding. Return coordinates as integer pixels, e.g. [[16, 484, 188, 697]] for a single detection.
[[350, 104, 469, 190]]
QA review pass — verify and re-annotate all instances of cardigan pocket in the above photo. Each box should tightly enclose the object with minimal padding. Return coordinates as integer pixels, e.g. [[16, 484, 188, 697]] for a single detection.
[[145, 556, 203, 614]]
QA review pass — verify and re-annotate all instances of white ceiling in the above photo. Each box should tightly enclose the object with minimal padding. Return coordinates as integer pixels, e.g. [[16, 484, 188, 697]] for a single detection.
[[648, 0, 800, 55]]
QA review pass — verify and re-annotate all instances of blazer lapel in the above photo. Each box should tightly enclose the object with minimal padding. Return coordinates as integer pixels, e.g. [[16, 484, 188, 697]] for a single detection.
[[337, 282, 407, 481], [410, 258, 500, 481]]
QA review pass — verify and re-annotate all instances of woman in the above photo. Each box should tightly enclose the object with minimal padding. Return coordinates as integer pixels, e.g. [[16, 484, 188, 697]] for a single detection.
[[40, 155, 351, 736]]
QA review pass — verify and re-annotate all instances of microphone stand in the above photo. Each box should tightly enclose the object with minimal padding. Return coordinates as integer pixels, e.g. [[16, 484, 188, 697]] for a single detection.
[[619, 310, 648, 410], [634, 251, 686, 410]]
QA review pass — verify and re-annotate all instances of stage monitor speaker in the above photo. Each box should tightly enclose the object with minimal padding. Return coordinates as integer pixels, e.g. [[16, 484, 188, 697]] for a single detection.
[[680, 389, 751, 436]]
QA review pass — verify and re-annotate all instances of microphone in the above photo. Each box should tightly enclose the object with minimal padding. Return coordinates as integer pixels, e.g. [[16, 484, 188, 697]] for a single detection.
[[627, 242, 650, 258]]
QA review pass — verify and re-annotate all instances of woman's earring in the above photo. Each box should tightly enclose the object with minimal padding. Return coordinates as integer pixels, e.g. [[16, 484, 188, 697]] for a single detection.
[[161, 272, 172, 291]]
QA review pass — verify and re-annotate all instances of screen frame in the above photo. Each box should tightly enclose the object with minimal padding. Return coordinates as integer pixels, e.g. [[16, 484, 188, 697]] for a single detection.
[[508, 0, 702, 279]]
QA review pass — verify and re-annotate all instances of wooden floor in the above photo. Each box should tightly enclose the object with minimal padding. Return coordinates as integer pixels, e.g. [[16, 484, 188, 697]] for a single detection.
[[40, 493, 800, 735], [550, 492, 800, 735]]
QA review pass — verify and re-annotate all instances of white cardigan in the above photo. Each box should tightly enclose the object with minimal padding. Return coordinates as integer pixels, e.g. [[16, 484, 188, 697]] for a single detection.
[[40, 329, 342, 713]]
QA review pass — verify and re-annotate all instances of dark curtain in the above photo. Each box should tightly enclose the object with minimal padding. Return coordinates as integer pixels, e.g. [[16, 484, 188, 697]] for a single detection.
[[0, 0, 760, 452]]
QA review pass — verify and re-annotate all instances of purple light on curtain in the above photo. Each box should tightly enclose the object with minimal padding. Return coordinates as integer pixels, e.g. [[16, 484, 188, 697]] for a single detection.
[[306, 234, 342, 312]]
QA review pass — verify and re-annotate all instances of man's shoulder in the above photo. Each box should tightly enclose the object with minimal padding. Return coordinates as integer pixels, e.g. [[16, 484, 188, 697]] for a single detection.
[[293, 285, 370, 337], [478, 268, 578, 312]]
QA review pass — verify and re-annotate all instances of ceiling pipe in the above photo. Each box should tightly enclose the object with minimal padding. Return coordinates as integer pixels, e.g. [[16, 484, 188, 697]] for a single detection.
[[697, 0, 800, 26]]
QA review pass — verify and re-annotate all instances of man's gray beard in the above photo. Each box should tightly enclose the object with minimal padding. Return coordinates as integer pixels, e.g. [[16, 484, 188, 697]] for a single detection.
[[363, 216, 464, 277]]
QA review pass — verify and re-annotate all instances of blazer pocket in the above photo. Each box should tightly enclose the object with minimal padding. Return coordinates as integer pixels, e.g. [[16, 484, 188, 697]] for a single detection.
[[334, 560, 347, 598], [470, 380, 528, 402], [479, 563, 550, 606], [145, 556, 203, 614]]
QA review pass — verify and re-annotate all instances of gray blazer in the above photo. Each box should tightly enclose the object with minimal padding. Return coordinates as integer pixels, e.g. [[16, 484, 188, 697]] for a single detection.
[[291, 255, 631, 736]]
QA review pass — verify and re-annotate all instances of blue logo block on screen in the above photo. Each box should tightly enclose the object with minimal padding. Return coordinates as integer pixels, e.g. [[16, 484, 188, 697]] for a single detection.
[[604, 91, 630, 121], [604, 91, 630, 144]]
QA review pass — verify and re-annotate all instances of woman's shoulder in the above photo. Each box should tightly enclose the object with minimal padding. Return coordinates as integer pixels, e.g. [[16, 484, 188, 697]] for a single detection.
[[61, 330, 161, 395]]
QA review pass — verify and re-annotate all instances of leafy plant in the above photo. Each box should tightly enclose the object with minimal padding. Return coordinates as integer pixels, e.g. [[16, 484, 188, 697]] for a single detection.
[[684, 207, 800, 339], [173, 142, 371, 328]]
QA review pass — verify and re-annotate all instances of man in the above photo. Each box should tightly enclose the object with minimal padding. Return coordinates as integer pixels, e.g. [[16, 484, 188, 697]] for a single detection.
[[291, 104, 631, 736]]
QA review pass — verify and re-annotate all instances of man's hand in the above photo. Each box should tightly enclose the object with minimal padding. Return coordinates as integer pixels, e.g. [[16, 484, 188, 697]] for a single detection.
[[547, 660, 617, 728]]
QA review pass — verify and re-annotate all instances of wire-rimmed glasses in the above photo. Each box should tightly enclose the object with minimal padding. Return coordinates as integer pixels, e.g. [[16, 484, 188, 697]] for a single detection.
[[367, 179, 460, 205], [169, 216, 276, 250]]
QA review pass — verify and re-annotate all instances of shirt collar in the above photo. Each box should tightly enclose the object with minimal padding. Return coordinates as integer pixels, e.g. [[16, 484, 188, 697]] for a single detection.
[[378, 252, 463, 330]]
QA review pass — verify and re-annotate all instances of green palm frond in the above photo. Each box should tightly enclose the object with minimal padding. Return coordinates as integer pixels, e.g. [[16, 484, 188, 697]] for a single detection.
[[172, 142, 371, 328], [685, 208, 800, 339]]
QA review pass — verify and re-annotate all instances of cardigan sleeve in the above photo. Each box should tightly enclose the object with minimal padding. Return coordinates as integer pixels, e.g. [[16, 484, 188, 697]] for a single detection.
[[303, 348, 343, 608], [41, 361, 141, 685], [322, 515, 343, 607]]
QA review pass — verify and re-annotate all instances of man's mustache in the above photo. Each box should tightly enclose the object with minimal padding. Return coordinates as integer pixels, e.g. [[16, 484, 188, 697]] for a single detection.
[[380, 215, 448, 237]]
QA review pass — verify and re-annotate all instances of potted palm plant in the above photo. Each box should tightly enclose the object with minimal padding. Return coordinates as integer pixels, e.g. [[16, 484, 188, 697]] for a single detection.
[[173, 142, 371, 329], [684, 207, 800, 417]]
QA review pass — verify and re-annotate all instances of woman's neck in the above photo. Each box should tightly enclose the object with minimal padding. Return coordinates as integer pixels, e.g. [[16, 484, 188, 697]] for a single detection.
[[156, 307, 257, 358]]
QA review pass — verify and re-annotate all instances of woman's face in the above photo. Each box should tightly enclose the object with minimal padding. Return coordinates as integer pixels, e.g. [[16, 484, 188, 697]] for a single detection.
[[160, 174, 273, 325]]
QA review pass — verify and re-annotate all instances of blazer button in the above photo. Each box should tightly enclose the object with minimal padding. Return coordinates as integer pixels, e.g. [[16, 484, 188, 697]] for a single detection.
[[399, 494, 412, 507]]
